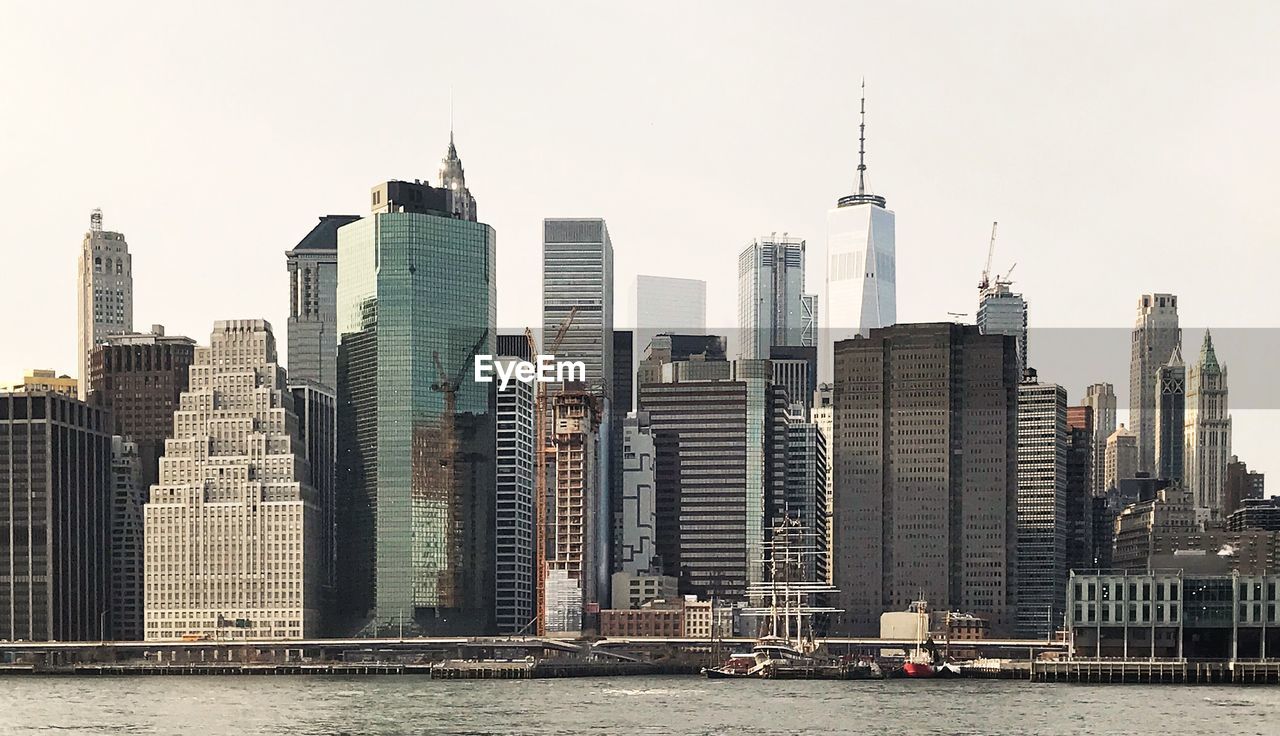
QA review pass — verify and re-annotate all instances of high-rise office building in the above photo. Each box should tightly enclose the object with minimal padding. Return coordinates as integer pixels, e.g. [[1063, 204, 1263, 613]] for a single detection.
[[1185, 330, 1232, 521], [1154, 345, 1186, 485], [769, 345, 817, 415], [0, 391, 112, 642], [77, 209, 134, 398], [635, 275, 706, 365], [1016, 372, 1068, 638], [977, 281, 1028, 377], [109, 436, 145, 640], [144, 320, 321, 641], [1105, 424, 1139, 494], [784, 420, 829, 586], [737, 236, 817, 359], [811, 383, 835, 583], [290, 381, 336, 629], [1083, 383, 1117, 497], [494, 353, 536, 635], [88, 325, 196, 490], [1065, 406, 1094, 576], [639, 359, 785, 602], [825, 90, 895, 353], [542, 219, 614, 396], [337, 158, 496, 635], [831, 324, 1019, 635], [617, 413, 657, 575], [1129, 294, 1180, 474], [286, 215, 360, 390], [544, 388, 603, 634], [608, 329, 634, 590]]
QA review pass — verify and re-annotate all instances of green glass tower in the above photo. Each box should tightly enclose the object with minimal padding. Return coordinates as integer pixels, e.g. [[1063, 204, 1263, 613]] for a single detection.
[[336, 169, 496, 636]]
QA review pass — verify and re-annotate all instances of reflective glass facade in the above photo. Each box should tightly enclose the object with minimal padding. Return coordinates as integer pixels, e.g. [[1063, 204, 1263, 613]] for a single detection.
[[336, 212, 496, 635]]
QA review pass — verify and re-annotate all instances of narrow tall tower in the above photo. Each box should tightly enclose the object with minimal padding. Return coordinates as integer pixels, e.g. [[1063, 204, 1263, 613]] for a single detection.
[[1129, 294, 1180, 474], [1184, 330, 1231, 521], [1154, 344, 1186, 485], [825, 82, 896, 368], [76, 209, 133, 398]]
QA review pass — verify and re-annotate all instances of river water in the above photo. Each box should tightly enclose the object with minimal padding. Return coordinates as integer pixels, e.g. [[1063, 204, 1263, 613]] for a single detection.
[[1, 675, 1277, 735]]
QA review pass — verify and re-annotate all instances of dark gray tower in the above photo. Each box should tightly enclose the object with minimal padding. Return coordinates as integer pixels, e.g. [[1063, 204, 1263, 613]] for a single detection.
[[1154, 344, 1186, 484]]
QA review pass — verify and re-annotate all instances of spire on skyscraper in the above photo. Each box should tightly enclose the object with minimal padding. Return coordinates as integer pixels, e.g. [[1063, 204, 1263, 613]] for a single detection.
[[1166, 341, 1184, 368], [438, 118, 477, 222], [838, 79, 887, 209], [857, 78, 867, 196], [1198, 329, 1221, 373]]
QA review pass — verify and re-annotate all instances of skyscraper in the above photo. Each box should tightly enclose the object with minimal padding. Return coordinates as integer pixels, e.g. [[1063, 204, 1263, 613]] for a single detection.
[[544, 387, 603, 634], [1016, 372, 1068, 638], [76, 209, 133, 398], [144, 320, 321, 641], [1083, 383, 1117, 497], [0, 391, 112, 642], [617, 413, 657, 575], [737, 236, 817, 359], [977, 281, 1028, 378], [494, 353, 536, 635], [109, 436, 145, 640], [87, 325, 196, 490], [1129, 294, 1180, 474], [635, 275, 706, 363], [337, 158, 496, 635], [1105, 424, 1139, 494], [638, 359, 785, 602], [784, 420, 829, 586], [1184, 330, 1232, 521], [769, 344, 817, 415], [825, 87, 895, 352], [542, 218, 614, 396], [1065, 406, 1095, 576], [290, 381, 337, 629], [286, 215, 360, 390], [1154, 344, 1186, 485], [811, 383, 835, 583], [831, 324, 1019, 635]]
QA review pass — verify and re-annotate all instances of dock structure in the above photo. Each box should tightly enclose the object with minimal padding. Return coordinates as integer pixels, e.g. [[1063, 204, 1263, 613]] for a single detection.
[[1032, 659, 1280, 684]]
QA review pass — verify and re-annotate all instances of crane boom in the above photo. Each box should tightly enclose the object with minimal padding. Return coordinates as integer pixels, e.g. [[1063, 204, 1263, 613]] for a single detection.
[[979, 221, 998, 291]]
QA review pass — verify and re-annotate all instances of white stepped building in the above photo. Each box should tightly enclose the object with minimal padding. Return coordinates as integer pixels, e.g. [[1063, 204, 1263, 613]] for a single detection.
[[144, 319, 321, 641]]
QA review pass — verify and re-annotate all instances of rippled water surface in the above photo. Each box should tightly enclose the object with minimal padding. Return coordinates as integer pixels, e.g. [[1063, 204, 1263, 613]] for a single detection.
[[2, 675, 1278, 735]]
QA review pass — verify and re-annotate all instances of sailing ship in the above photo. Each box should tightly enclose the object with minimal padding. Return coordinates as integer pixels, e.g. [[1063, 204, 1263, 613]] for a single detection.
[[702, 518, 881, 680]]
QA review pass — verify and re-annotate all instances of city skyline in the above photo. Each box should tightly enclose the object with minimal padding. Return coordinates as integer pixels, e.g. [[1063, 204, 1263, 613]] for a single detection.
[[1, 2, 1278, 479]]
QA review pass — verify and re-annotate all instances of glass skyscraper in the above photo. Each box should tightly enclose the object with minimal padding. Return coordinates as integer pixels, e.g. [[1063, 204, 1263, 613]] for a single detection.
[[336, 171, 496, 636]]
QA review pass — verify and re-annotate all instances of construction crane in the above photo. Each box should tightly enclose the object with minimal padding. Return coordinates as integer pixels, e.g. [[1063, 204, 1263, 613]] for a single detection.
[[999, 262, 1017, 285], [946, 311, 968, 323], [978, 221, 998, 292], [531, 306, 578, 635]]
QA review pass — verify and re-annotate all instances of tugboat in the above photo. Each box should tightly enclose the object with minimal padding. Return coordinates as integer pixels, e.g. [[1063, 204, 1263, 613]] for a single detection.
[[702, 518, 882, 681], [890, 600, 962, 679]]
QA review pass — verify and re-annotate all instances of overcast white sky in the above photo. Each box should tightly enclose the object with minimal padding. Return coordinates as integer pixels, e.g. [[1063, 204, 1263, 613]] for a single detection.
[[1, 1, 1276, 478]]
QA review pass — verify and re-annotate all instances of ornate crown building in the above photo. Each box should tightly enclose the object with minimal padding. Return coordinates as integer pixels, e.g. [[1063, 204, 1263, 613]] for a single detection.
[[1184, 331, 1232, 522], [144, 320, 321, 641]]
